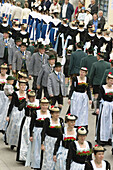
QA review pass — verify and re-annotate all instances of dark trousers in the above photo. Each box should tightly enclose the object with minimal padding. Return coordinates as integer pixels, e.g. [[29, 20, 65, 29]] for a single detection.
[[43, 87, 49, 99], [51, 95, 63, 105], [32, 76, 42, 99]]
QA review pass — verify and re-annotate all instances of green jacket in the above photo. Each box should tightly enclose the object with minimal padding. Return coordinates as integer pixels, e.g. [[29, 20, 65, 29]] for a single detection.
[[89, 60, 110, 85], [68, 50, 87, 75], [80, 54, 97, 77], [101, 67, 113, 85]]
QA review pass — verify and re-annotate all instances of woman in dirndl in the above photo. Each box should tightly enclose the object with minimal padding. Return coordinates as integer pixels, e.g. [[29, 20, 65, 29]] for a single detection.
[[85, 145, 111, 170], [41, 106, 64, 170], [66, 126, 92, 170], [47, 10, 61, 48], [5, 80, 27, 150], [96, 73, 113, 146], [0, 75, 15, 134], [68, 67, 92, 128], [16, 90, 39, 163], [0, 64, 9, 133], [25, 97, 50, 170], [53, 114, 77, 170]]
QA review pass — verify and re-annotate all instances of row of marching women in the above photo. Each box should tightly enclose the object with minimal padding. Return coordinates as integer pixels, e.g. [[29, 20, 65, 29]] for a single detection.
[[0, 59, 112, 170]]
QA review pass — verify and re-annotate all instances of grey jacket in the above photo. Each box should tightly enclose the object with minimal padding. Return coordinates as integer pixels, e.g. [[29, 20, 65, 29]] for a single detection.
[[12, 50, 31, 71], [0, 37, 15, 63], [9, 46, 20, 65], [47, 71, 66, 96], [37, 63, 54, 87], [28, 52, 49, 76]]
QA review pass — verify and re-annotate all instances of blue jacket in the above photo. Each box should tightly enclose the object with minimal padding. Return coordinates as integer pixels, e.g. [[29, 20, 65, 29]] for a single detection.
[[61, 3, 74, 21]]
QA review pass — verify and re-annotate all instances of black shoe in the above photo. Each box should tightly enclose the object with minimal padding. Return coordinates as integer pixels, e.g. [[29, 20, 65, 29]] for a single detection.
[[91, 101, 94, 109], [10, 145, 15, 150], [92, 112, 97, 115]]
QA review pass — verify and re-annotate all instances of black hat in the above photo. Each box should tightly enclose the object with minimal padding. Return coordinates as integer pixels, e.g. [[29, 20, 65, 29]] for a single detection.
[[21, 42, 27, 47], [45, 44, 50, 51], [38, 44, 45, 49], [79, 21, 84, 27], [76, 41, 84, 48], [15, 37, 22, 42], [48, 55, 55, 60], [6, 76, 15, 80], [97, 52, 105, 58], [77, 126, 88, 135], [3, 30, 12, 35], [55, 62, 62, 67], [87, 46, 94, 53]]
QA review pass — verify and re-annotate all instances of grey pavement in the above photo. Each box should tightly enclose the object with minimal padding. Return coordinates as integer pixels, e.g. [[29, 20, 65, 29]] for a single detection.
[[0, 97, 113, 169]]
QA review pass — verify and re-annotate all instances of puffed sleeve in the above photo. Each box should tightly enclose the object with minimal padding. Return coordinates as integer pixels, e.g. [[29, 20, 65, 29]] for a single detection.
[[41, 118, 50, 144]]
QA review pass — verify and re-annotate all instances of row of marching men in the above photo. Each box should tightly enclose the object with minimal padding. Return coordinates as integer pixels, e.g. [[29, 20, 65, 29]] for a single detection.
[[0, 62, 112, 169]]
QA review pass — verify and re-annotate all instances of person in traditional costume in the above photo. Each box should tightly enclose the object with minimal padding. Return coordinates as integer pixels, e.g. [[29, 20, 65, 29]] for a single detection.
[[10, 20, 21, 41], [0, 63, 8, 90], [0, 30, 14, 66], [64, 45, 73, 96], [13, 71, 29, 91], [85, 145, 111, 170], [0, 77, 14, 133], [0, 17, 10, 34], [9, 37, 22, 70], [68, 42, 87, 78], [41, 106, 64, 170], [89, 52, 110, 115], [93, 29, 102, 56], [53, 114, 77, 170], [55, 18, 69, 57], [28, 44, 49, 98], [12, 41, 31, 75], [47, 9, 61, 48], [80, 46, 97, 78], [101, 59, 113, 85], [47, 62, 66, 111], [41, 6, 52, 40], [76, 21, 86, 44], [68, 67, 92, 128], [64, 20, 78, 51], [83, 24, 96, 52], [37, 55, 55, 99], [25, 97, 50, 170], [19, 24, 30, 46], [98, 27, 112, 61], [16, 90, 39, 163], [95, 73, 113, 146], [66, 126, 92, 170], [0, 68, 12, 134], [5, 80, 27, 150], [22, 2, 31, 24]]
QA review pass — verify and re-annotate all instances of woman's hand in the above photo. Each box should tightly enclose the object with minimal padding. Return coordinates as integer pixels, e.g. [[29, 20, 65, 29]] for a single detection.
[[89, 100, 92, 105], [29, 137, 33, 142], [96, 109, 99, 115], [6, 117, 10, 122], [53, 155, 57, 162], [41, 144, 45, 151], [68, 99, 71, 105]]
